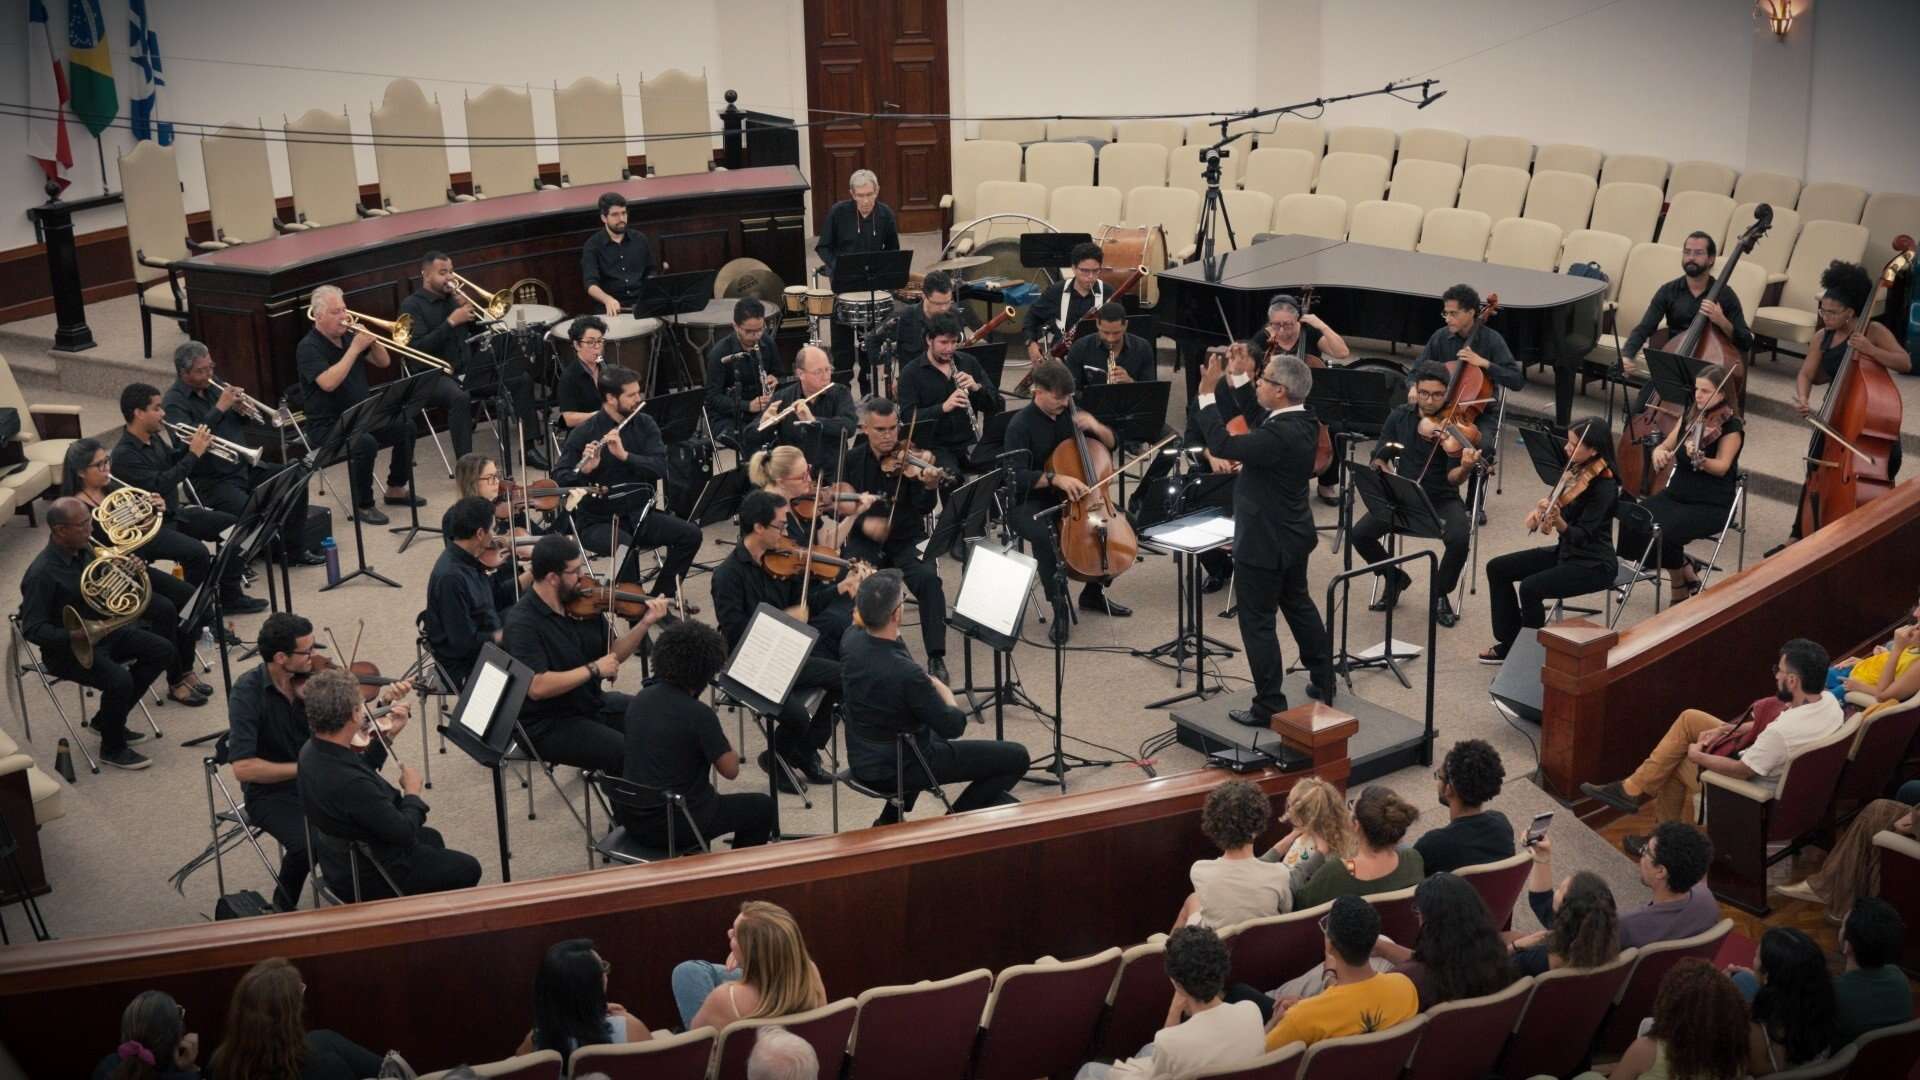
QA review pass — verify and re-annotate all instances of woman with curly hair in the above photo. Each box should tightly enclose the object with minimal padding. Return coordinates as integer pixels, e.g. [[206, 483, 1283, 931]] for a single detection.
[[1372, 872, 1516, 1008], [1608, 959, 1751, 1080], [1737, 928, 1838, 1074], [1290, 786, 1423, 910], [1506, 837, 1623, 975], [1259, 777, 1357, 871], [1172, 779, 1294, 930], [1794, 259, 1913, 422], [673, 900, 828, 1032], [207, 958, 382, 1080]]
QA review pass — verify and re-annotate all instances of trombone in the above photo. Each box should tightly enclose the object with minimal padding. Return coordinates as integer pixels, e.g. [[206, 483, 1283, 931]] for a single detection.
[[210, 377, 294, 429], [448, 272, 514, 325], [314, 307, 455, 375], [165, 422, 262, 467]]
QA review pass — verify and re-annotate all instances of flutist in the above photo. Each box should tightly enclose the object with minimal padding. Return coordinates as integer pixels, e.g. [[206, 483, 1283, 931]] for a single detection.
[[297, 285, 421, 527], [743, 344, 858, 474]]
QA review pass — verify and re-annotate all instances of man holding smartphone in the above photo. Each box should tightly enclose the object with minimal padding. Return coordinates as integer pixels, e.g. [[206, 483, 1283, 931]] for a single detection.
[[1415, 739, 1515, 874]]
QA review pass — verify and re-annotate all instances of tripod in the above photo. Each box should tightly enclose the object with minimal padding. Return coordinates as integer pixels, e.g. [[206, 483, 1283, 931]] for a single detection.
[[1024, 501, 1124, 789], [1191, 147, 1239, 283]]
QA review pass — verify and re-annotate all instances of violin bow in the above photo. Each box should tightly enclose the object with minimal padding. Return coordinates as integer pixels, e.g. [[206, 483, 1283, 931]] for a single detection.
[[1065, 434, 1182, 502], [884, 411, 919, 538]]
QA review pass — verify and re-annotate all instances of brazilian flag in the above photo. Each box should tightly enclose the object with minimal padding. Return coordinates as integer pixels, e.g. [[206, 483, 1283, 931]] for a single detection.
[[68, 0, 118, 138]]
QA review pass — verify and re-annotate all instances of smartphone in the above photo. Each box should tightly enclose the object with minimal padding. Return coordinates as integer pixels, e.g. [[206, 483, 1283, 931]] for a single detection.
[[1523, 811, 1554, 847]]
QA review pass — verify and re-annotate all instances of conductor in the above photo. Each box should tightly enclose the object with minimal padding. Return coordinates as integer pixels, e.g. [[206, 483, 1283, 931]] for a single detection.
[[1195, 350, 1334, 726]]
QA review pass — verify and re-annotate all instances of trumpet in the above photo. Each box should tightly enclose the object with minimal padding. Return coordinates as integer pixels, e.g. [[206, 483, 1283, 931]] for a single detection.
[[209, 378, 294, 429], [318, 306, 455, 375], [448, 272, 514, 324], [165, 422, 263, 467]]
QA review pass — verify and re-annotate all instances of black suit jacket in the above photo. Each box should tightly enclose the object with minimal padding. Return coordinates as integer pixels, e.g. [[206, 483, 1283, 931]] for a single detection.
[[1196, 403, 1319, 570]]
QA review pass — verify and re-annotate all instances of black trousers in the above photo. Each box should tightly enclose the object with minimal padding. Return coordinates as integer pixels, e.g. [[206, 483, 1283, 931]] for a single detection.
[[843, 534, 948, 657], [575, 510, 703, 597], [135, 523, 219, 589], [1234, 557, 1331, 721], [142, 569, 195, 684], [40, 619, 173, 754], [1349, 493, 1471, 597], [420, 370, 475, 459], [625, 792, 775, 851], [199, 463, 316, 557], [326, 825, 482, 901], [773, 658, 841, 761], [244, 790, 311, 912], [307, 415, 416, 509], [1485, 546, 1616, 648], [856, 736, 1029, 824], [1007, 498, 1116, 608], [1617, 493, 1732, 570], [523, 691, 630, 775]]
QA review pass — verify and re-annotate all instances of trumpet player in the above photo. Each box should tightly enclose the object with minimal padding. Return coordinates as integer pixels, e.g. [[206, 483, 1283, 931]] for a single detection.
[[1066, 302, 1155, 389], [113, 383, 267, 614], [742, 344, 857, 473], [17, 498, 180, 769], [166, 343, 328, 568], [298, 285, 422, 527], [396, 251, 483, 459], [704, 297, 787, 446]]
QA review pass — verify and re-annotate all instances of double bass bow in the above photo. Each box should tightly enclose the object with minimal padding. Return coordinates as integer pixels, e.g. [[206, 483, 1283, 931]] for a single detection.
[[1795, 236, 1915, 535]]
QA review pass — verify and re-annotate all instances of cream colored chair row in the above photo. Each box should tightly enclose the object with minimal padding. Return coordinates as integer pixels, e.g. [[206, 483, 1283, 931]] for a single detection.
[[1753, 219, 1872, 354], [0, 350, 78, 514]]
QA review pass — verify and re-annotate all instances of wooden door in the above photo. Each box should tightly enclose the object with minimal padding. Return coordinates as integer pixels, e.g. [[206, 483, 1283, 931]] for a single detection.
[[804, 0, 951, 234]]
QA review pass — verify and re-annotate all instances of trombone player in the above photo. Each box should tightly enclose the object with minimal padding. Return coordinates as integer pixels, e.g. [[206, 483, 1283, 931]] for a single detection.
[[16, 498, 180, 770], [396, 251, 483, 460], [164, 342, 329, 568], [297, 285, 423, 527]]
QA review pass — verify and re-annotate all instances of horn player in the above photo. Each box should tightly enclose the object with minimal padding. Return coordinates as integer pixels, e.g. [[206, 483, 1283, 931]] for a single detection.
[[16, 497, 182, 770]]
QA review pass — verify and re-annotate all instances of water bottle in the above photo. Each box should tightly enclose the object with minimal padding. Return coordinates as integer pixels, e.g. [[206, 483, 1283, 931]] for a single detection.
[[321, 536, 341, 586]]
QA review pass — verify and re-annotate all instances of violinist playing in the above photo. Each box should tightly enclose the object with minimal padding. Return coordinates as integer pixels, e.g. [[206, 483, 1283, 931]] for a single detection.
[[1480, 419, 1620, 665], [710, 491, 850, 790], [501, 534, 673, 775], [226, 613, 411, 911], [840, 397, 951, 683], [1351, 362, 1480, 628], [428, 496, 527, 690], [743, 344, 858, 473], [1616, 367, 1744, 601], [898, 312, 1003, 562], [749, 445, 870, 552], [1793, 260, 1913, 418], [1005, 361, 1131, 646], [1066, 303, 1157, 390]]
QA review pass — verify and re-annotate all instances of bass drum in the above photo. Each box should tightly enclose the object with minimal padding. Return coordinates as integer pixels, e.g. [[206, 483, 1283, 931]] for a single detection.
[[1093, 223, 1168, 306], [1338, 357, 1409, 439]]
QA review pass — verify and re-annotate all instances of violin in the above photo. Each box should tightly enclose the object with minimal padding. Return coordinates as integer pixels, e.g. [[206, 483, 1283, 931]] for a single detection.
[[477, 532, 538, 571], [563, 573, 668, 621], [1681, 403, 1734, 461], [760, 544, 875, 582], [1531, 451, 1611, 536], [878, 442, 950, 487], [502, 477, 607, 514], [790, 482, 866, 521]]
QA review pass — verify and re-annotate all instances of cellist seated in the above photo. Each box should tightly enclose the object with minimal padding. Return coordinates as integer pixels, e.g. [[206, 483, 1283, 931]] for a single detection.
[[1003, 361, 1130, 645]]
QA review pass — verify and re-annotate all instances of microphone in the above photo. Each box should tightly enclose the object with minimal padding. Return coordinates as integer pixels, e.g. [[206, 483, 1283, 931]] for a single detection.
[[1417, 85, 1448, 110]]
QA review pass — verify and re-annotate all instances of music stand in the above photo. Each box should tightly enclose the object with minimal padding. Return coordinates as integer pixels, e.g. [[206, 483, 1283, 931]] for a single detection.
[[1337, 466, 1441, 688], [379, 373, 448, 552], [1645, 348, 1707, 409], [437, 642, 535, 881], [191, 460, 314, 696], [1515, 420, 1571, 485], [310, 380, 424, 591], [634, 269, 720, 396], [1136, 509, 1237, 708], [1079, 380, 1172, 445], [1019, 232, 1094, 269], [717, 605, 822, 839]]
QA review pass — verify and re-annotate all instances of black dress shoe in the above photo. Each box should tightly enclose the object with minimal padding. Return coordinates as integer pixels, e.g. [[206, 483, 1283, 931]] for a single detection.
[[1305, 681, 1336, 705], [756, 749, 803, 795], [382, 491, 427, 508], [355, 505, 391, 526], [220, 626, 244, 647], [220, 592, 269, 615], [1368, 570, 1413, 613], [1316, 486, 1341, 507], [797, 752, 835, 786], [1229, 708, 1275, 728], [523, 447, 551, 472], [1079, 587, 1132, 617], [1201, 573, 1229, 595], [293, 549, 331, 567], [1433, 596, 1458, 628], [926, 655, 950, 685], [1579, 780, 1650, 815]]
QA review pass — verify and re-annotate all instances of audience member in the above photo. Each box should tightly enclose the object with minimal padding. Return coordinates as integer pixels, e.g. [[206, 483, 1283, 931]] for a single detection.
[[207, 958, 382, 1080], [1582, 638, 1845, 838], [1414, 739, 1513, 874], [1290, 786, 1423, 909], [1258, 777, 1356, 873], [94, 990, 199, 1080], [1506, 836, 1621, 975], [1728, 928, 1837, 1074], [516, 938, 652, 1064], [747, 1027, 819, 1080], [1829, 591, 1920, 700], [1173, 780, 1293, 931], [1828, 898, 1914, 1049], [672, 900, 828, 1033], [1371, 872, 1517, 1008], [1620, 822, 1721, 949], [1264, 896, 1418, 1051], [1604, 960, 1751, 1080], [1078, 926, 1266, 1079], [1774, 779, 1919, 917]]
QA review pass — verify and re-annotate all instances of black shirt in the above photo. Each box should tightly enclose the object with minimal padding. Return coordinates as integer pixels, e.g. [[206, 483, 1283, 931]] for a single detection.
[[1250, 324, 1327, 364], [298, 737, 432, 872], [555, 359, 602, 422], [580, 228, 654, 308], [1815, 328, 1850, 381], [1666, 415, 1743, 507], [1413, 325, 1525, 392], [1065, 332, 1156, 390], [890, 302, 976, 368], [110, 428, 200, 515], [620, 683, 731, 825], [1412, 810, 1515, 875], [815, 199, 900, 274], [295, 328, 369, 426], [1002, 402, 1081, 507], [1374, 404, 1465, 501], [742, 380, 859, 473], [164, 379, 251, 483], [710, 543, 842, 649], [1622, 275, 1754, 361], [227, 663, 384, 803], [18, 541, 90, 654], [554, 408, 669, 525], [206, 1030, 383, 1080], [841, 439, 937, 543], [1024, 280, 1106, 345], [425, 544, 504, 678], [397, 286, 474, 374], [841, 627, 966, 775], [895, 353, 1002, 454], [1552, 472, 1619, 568], [703, 331, 786, 425], [501, 589, 608, 727]]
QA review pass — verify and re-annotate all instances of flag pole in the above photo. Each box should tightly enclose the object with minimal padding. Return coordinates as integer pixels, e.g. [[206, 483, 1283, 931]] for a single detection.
[[95, 133, 107, 195]]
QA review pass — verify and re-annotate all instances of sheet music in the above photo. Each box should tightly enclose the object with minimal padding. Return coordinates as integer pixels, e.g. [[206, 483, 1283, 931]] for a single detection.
[[728, 611, 814, 704], [1153, 516, 1236, 550], [955, 545, 1037, 637], [459, 661, 508, 737]]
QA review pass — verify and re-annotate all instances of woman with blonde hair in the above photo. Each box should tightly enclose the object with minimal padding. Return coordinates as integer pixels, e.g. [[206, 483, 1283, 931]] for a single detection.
[[748, 446, 873, 550], [673, 900, 828, 1032]]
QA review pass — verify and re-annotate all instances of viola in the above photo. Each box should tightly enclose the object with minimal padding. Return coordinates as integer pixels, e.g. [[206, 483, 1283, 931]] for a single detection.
[[1531, 454, 1611, 536], [477, 533, 537, 570], [759, 544, 874, 582], [563, 573, 665, 621]]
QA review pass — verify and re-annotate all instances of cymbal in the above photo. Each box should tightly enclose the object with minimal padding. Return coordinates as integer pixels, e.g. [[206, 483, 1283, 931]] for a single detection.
[[925, 254, 993, 273]]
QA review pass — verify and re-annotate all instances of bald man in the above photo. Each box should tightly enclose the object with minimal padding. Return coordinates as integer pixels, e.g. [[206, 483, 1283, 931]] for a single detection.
[[743, 344, 859, 477]]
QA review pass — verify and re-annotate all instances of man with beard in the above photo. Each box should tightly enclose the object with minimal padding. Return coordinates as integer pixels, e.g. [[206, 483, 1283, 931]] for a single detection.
[[582, 192, 655, 317], [1621, 230, 1754, 374]]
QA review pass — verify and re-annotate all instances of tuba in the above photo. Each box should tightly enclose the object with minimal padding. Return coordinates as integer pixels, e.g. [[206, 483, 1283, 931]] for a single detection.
[[63, 547, 153, 668]]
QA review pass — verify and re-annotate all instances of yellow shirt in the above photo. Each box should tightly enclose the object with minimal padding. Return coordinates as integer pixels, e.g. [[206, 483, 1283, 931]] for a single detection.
[[1265, 971, 1419, 1051], [1848, 646, 1920, 687]]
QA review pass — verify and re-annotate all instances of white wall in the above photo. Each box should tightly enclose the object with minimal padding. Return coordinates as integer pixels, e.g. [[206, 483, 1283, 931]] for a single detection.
[[1804, 0, 1920, 195]]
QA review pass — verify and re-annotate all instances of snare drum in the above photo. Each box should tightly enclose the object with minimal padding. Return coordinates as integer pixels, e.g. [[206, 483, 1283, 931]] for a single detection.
[[804, 288, 836, 318], [783, 285, 811, 314], [833, 290, 893, 328]]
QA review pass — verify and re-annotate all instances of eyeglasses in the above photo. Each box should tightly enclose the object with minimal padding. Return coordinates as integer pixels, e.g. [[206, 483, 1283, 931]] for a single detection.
[[1414, 389, 1447, 400], [478, 471, 500, 481], [1816, 305, 1846, 317], [1318, 914, 1331, 935], [599, 958, 612, 976], [580, 337, 606, 348]]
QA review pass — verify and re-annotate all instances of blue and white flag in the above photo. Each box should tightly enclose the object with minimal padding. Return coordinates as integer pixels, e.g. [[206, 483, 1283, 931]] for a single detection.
[[128, 0, 172, 145]]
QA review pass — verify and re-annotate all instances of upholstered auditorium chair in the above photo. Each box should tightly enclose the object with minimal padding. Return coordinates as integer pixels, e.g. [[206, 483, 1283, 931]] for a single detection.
[[369, 78, 476, 212], [1190, 1044, 1305, 1080], [464, 85, 553, 197], [969, 181, 1048, 246], [1522, 170, 1599, 237], [1727, 202, 1803, 283], [1313, 153, 1391, 230], [1703, 717, 1860, 913], [1456, 163, 1531, 222], [639, 68, 718, 177], [1364, 883, 1422, 946], [120, 140, 199, 359], [1095, 939, 1171, 1060], [1272, 194, 1349, 241], [1397, 127, 1469, 170], [0, 351, 82, 497], [1590, 182, 1664, 245], [943, 139, 1022, 236], [0, 728, 63, 828], [553, 76, 632, 186], [1347, 200, 1423, 251], [417, 1050, 560, 1080], [1326, 125, 1397, 163], [1465, 133, 1534, 173], [1045, 118, 1114, 146], [202, 123, 293, 244], [1124, 187, 1203, 262], [1258, 118, 1327, 179], [1296, 1016, 1427, 1079], [1656, 191, 1737, 248], [1023, 140, 1095, 193], [1225, 902, 1336, 992], [1096, 142, 1170, 202], [285, 106, 385, 227], [1869, 834, 1920, 975], [976, 117, 1045, 144], [1560, 228, 1634, 304], [568, 1028, 714, 1079], [1710, 256, 1768, 342], [1453, 849, 1534, 929], [1113, 118, 1185, 154], [1796, 181, 1869, 225], [1242, 148, 1317, 204], [1733, 169, 1803, 211], [970, 948, 1124, 1080], [1534, 142, 1604, 181], [1591, 242, 1682, 370], [1752, 219, 1870, 360], [1861, 190, 1920, 266], [844, 968, 992, 1080], [1399, 977, 1534, 1080], [1600, 153, 1670, 192], [1387, 159, 1464, 216], [1047, 186, 1124, 238], [1831, 692, 1920, 812], [1667, 160, 1738, 200], [1484, 217, 1563, 272], [709, 998, 856, 1080], [1171, 144, 1246, 194], [1497, 950, 1637, 1078], [1596, 920, 1734, 1055], [1847, 1017, 1920, 1077], [1216, 191, 1275, 251]]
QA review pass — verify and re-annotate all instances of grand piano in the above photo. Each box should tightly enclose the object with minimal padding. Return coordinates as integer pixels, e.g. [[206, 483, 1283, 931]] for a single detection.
[[1155, 235, 1607, 421]]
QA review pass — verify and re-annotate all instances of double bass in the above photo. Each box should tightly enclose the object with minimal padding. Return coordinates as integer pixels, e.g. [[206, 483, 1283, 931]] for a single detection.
[[1795, 237, 1915, 535], [1616, 206, 1772, 498]]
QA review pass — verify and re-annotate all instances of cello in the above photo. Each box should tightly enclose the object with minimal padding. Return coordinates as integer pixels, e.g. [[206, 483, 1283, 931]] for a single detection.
[[1795, 237, 1916, 535], [1413, 292, 1500, 480], [1616, 206, 1773, 498], [1048, 401, 1141, 584]]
